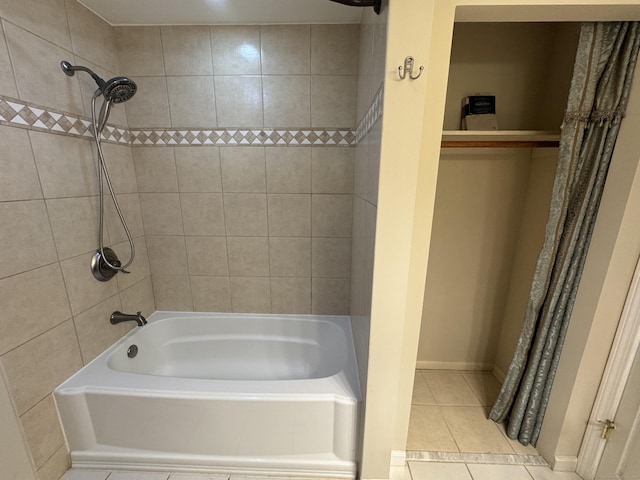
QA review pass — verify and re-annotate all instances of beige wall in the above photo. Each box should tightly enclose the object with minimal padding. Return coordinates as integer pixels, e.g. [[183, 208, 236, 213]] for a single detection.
[[0, 1, 154, 479], [360, 1, 640, 479], [494, 149, 557, 375], [117, 24, 358, 315], [418, 148, 533, 369], [443, 22, 578, 131]]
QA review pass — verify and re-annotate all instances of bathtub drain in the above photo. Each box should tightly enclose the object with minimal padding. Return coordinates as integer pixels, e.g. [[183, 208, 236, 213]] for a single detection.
[[127, 344, 138, 358]]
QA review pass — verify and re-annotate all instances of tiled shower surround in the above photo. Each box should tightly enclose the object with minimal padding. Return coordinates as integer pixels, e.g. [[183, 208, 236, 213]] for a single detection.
[[0, 0, 385, 478], [116, 23, 360, 314]]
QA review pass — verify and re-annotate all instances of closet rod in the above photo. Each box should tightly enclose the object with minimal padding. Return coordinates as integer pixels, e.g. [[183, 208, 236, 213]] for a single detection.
[[441, 140, 560, 148]]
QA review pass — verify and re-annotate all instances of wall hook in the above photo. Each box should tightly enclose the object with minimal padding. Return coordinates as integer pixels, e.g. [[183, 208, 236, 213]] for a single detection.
[[398, 56, 423, 80]]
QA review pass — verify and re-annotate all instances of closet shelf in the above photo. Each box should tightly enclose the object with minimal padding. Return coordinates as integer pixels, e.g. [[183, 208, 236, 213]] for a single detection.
[[441, 130, 561, 148]]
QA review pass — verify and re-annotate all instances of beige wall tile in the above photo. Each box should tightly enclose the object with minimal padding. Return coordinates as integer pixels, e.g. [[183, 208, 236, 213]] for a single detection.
[[0, 200, 57, 279], [214, 76, 263, 127], [312, 237, 351, 278], [65, 0, 118, 73], [180, 193, 225, 236], [120, 277, 155, 317], [139, 193, 184, 236], [124, 76, 171, 128], [105, 193, 145, 245], [115, 27, 164, 76], [161, 26, 213, 76], [133, 147, 178, 193], [185, 236, 228, 276], [0, 0, 71, 51], [20, 395, 64, 469], [29, 132, 97, 198], [269, 237, 311, 277], [230, 277, 270, 313], [223, 193, 267, 236], [271, 277, 311, 314], [175, 147, 222, 193], [311, 194, 353, 237], [311, 277, 350, 315], [265, 147, 311, 194], [36, 446, 69, 480], [0, 263, 71, 355], [352, 196, 367, 254], [0, 22, 18, 97], [1, 320, 82, 415], [364, 201, 377, 275], [227, 237, 269, 276], [146, 235, 188, 275], [366, 119, 382, 206], [0, 126, 42, 201], [311, 75, 357, 128], [101, 144, 138, 194], [267, 194, 311, 237], [60, 252, 119, 315], [406, 405, 458, 451], [220, 147, 266, 193], [151, 275, 193, 311], [112, 237, 150, 291], [46, 196, 101, 260], [167, 76, 217, 128], [311, 25, 359, 75], [73, 56, 128, 127], [263, 76, 310, 127], [73, 294, 126, 364], [312, 147, 355, 194], [4, 22, 83, 115], [261, 25, 310, 75], [354, 136, 369, 197], [210, 26, 261, 75], [191, 276, 231, 312]]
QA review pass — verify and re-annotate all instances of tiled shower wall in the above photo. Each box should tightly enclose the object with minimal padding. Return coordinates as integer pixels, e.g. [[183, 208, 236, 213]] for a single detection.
[[117, 24, 359, 314], [0, 1, 153, 479], [350, 4, 387, 396]]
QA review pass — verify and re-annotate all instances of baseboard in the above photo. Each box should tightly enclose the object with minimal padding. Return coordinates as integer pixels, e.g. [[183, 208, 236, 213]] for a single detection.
[[390, 450, 406, 467], [415, 361, 494, 371], [553, 456, 578, 472], [492, 365, 506, 383]]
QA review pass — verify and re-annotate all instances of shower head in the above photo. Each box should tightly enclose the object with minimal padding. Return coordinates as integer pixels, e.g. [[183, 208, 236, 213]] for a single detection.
[[60, 61, 137, 103]]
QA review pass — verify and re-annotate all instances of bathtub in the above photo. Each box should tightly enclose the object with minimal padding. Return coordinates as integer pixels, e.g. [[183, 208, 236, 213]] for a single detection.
[[54, 312, 361, 478]]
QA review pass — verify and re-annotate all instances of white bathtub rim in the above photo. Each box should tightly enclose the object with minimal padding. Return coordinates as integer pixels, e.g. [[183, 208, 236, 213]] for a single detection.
[[57, 311, 361, 401]]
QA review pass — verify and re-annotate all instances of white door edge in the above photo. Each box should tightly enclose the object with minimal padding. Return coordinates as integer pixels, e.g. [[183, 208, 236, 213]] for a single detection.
[[576, 252, 640, 479]]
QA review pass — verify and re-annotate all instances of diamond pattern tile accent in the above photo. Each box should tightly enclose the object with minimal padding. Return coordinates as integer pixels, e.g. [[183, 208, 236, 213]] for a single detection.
[[0, 94, 364, 147]]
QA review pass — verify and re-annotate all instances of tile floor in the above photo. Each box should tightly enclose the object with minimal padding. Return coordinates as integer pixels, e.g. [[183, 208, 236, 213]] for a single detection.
[[408, 370, 538, 456], [391, 463, 582, 480]]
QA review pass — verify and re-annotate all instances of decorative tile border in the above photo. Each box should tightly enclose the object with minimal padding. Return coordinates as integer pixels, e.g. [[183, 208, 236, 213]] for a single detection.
[[129, 128, 355, 146], [0, 95, 357, 147], [0, 95, 130, 144], [0, 91, 384, 146], [356, 83, 384, 143]]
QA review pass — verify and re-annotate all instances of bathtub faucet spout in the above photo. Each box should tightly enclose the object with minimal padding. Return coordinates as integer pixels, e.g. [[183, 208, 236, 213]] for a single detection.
[[110, 311, 147, 327]]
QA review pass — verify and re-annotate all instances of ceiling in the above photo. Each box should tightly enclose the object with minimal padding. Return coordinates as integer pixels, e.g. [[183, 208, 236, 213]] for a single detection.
[[78, 0, 363, 25]]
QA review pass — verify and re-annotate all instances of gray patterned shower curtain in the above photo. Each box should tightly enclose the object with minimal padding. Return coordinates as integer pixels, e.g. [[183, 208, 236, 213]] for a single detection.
[[489, 21, 640, 446]]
